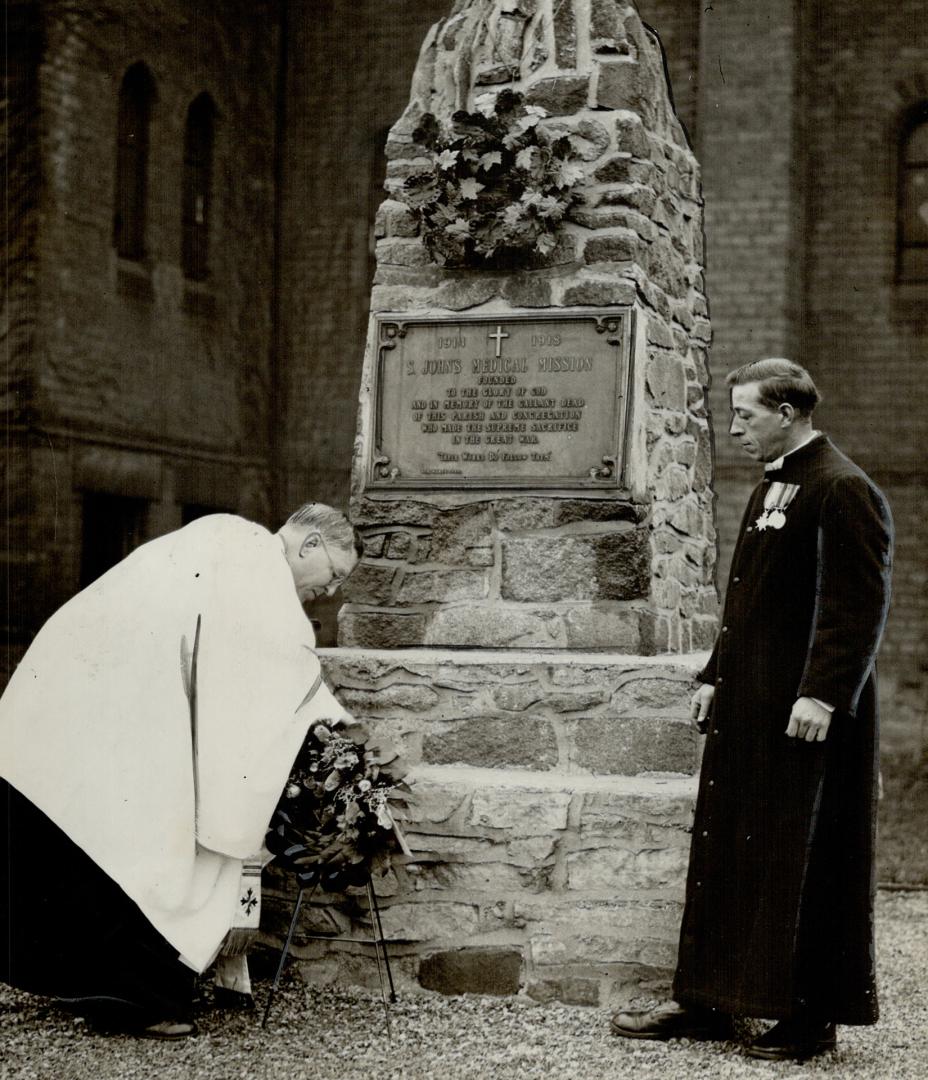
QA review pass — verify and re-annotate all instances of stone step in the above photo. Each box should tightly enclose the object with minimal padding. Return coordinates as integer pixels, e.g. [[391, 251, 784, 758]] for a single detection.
[[276, 763, 697, 1006], [403, 764, 696, 901], [321, 647, 706, 776]]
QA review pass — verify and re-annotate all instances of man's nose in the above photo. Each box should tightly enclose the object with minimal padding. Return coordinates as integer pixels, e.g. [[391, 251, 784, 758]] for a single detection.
[[729, 417, 743, 436]]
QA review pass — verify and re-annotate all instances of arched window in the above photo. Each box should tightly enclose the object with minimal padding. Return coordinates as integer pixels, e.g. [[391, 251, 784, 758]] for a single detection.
[[897, 103, 928, 283], [113, 63, 156, 261], [182, 93, 217, 281]]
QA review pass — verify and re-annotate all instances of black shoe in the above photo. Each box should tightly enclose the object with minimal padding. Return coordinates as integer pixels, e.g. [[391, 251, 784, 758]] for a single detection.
[[610, 1001, 735, 1041], [213, 987, 255, 1011], [746, 1019, 837, 1061]]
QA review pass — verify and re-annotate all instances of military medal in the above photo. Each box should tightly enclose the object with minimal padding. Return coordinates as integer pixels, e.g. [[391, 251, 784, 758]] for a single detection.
[[755, 483, 800, 532]]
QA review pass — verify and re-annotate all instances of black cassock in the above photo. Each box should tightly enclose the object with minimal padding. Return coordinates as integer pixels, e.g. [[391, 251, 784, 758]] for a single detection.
[[673, 435, 893, 1024]]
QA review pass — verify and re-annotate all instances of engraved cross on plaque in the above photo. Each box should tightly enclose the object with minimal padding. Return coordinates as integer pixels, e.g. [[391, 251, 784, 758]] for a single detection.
[[488, 325, 509, 358]]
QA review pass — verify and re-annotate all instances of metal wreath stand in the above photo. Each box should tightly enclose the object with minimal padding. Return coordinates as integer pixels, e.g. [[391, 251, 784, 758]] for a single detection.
[[262, 862, 397, 1035]]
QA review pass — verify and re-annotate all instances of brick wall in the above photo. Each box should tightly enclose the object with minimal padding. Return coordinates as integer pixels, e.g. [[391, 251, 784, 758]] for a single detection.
[[278, 0, 452, 513], [802, 1, 928, 750], [1, 3, 42, 677], [637, 0, 928, 752], [637, 0, 700, 145], [12, 0, 282, 638]]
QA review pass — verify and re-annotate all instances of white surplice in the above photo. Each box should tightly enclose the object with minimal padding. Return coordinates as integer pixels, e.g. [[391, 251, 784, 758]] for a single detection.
[[0, 514, 348, 972]]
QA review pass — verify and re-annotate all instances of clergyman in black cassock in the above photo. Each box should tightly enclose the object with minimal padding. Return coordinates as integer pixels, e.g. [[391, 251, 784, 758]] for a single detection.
[[612, 359, 893, 1061]]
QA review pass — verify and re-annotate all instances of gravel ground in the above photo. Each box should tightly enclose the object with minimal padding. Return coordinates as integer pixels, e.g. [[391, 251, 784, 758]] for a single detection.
[[2, 890, 925, 1080]]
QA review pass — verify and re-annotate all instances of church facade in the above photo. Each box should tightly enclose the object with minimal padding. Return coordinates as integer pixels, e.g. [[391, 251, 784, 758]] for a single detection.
[[3, 0, 927, 754]]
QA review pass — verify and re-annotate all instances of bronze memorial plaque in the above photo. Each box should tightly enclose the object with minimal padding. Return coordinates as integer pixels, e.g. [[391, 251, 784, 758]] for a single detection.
[[367, 309, 634, 490]]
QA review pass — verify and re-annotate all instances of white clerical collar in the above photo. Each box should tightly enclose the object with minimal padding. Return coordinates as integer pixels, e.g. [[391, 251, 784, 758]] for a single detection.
[[765, 430, 821, 472]]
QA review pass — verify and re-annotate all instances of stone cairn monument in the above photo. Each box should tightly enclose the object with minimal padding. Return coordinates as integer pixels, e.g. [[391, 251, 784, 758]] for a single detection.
[[297, 0, 716, 1006]]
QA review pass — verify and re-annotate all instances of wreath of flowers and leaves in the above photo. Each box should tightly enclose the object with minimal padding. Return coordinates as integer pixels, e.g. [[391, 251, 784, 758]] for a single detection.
[[266, 718, 411, 889], [399, 89, 585, 267]]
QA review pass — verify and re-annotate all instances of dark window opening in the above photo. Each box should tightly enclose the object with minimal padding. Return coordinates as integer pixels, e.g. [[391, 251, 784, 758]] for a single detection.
[[113, 63, 157, 261], [897, 103, 928, 283], [182, 93, 217, 281], [80, 494, 150, 588]]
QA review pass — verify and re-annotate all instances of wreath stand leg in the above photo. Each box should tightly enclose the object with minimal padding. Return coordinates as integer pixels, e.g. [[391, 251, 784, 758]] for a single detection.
[[262, 880, 319, 1029], [261, 871, 397, 1036], [366, 875, 396, 1004], [364, 874, 395, 1036]]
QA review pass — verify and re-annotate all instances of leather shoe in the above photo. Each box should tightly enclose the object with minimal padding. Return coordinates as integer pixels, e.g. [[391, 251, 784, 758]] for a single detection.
[[139, 1019, 198, 1040], [746, 1019, 837, 1061], [610, 1000, 735, 1041]]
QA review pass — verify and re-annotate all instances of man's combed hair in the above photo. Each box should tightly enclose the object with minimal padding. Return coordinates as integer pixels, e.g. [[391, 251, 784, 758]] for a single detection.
[[725, 358, 822, 418], [285, 503, 363, 558]]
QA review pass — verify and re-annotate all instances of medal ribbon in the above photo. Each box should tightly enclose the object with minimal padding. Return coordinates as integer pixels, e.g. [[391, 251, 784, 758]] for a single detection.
[[756, 482, 800, 531]]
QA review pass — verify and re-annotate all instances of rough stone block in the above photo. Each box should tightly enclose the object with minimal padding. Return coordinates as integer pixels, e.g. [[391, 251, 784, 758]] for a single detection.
[[583, 230, 640, 264], [590, 0, 628, 52], [593, 155, 657, 186], [339, 683, 439, 713], [573, 714, 697, 775], [562, 604, 642, 650], [492, 497, 641, 533], [507, 835, 557, 867], [419, 948, 522, 996], [614, 112, 651, 158], [689, 616, 718, 651], [567, 845, 689, 891], [406, 779, 471, 826], [492, 683, 545, 711], [376, 237, 433, 268], [375, 199, 419, 239], [593, 182, 657, 217], [646, 353, 686, 411], [414, 860, 538, 893], [501, 527, 649, 602], [525, 74, 590, 115], [423, 715, 558, 770], [667, 500, 704, 539], [361, 532, 386, 557], [578, 787, 695, 835], [560, 277, 637, 307], [469, 787, 572, 833], [396, 569, 488, 604], [386, 531, 414, 559], [423, 605, 567, 648], [613, 673, 691, 708], [595, 53, 656, 123], [553, 0, 577, 69], [378, 901, 480, 941], [429, 504, 494, 563], [338, 611, 428, 649], [433, 276, 501, 311], [500, 272, 552, 307], [340, 563, 397, 604]]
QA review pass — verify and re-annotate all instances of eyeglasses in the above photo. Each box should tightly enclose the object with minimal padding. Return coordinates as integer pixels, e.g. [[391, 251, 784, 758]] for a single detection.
[[315, 530, 347, 589]]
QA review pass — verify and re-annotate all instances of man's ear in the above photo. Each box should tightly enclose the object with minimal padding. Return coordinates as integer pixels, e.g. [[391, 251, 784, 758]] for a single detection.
[[298, 531, 321, 558], [778, 402, 795, 426]]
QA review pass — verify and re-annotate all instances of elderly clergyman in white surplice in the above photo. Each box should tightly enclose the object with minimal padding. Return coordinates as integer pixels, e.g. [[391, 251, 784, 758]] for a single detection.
[[0, 503, 360, 1038]]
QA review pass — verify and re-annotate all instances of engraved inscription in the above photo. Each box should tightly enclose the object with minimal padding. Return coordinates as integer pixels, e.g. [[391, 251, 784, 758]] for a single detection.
[[371, 312, 632, 489]]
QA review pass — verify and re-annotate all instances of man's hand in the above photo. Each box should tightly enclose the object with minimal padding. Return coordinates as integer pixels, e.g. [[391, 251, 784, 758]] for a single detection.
[[690, 684, 715, 732], [786, 697, 832, 742]]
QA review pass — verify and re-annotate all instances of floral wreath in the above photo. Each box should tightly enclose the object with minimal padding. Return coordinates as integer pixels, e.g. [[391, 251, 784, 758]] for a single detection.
[[266, 718, 411, 888], [400, 89, 585, 267]]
